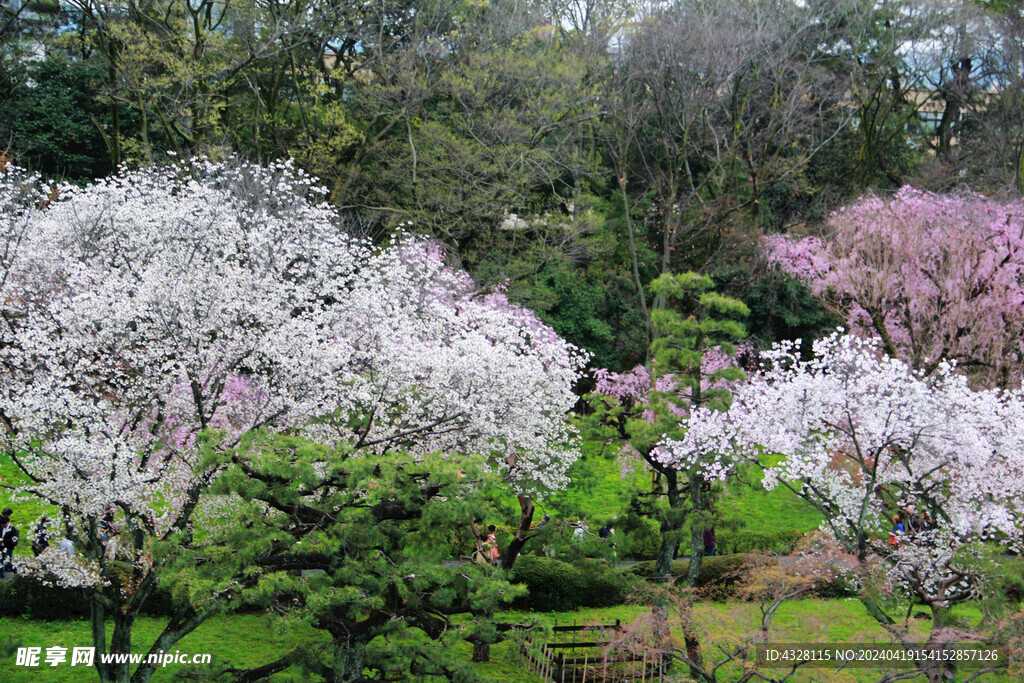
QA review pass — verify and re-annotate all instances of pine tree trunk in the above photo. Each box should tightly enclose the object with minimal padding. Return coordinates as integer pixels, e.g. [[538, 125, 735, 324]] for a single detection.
[[685, 473, 706, 588], [471, 641, 491, 663], [327, 637, 367, 683]]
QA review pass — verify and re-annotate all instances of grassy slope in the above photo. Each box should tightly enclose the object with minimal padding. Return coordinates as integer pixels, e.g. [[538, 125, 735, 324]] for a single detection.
[[541, 442, 823, 534], [0, 456, 57, 539]]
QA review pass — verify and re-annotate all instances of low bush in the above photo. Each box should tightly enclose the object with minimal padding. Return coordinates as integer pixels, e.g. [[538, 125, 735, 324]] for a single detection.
[[511, 556, 636, 611], [576, 559, 637, 607], [620, 514, 661, 559], [629, 555, 749, 601], [0, 561, 176, 620], [630, 554, 747, 599], [629, 554, 858, 601], [716, 530, 804, 555], [0, 574, 92, 620]]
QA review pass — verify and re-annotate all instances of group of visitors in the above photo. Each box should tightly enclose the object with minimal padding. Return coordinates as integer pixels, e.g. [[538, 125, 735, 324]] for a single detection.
[[0, 506, 78, 578], [471, 513, 624, 567], [888, 508, 935, 548]]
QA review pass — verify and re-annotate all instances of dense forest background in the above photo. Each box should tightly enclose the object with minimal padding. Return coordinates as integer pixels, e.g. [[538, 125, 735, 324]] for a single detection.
[[3, 0, 1022, 373]]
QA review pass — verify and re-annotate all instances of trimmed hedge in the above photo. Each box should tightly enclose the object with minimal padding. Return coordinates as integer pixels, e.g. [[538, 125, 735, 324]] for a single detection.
[[511, 556, 637, 611], [630, 554, 748, 600], [0, 574, 92, 620], [629, 554, 858, 601], [716, 530, 804, 555], [0, 561, 176, 620], [617, 524, 806, 560]]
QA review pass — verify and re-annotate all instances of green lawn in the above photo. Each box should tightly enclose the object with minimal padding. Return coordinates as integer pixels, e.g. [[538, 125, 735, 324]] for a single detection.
[[0, 455, 58, 534], [539, 440, 651, 524], [716, 475, 824, 534], [0, 613, 326, 682], [2, 600, 1011, 682], [1, 454, 63, 563]]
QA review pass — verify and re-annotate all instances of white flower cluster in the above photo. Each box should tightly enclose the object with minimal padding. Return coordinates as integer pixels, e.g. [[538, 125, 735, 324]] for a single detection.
[[0, 159, 583, 585], [303, 238, 585, 491], [660, 333, 1024, 588]]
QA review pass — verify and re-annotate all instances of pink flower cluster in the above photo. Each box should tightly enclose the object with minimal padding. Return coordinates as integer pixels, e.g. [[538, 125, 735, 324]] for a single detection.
[[593, 365, 652, 402]]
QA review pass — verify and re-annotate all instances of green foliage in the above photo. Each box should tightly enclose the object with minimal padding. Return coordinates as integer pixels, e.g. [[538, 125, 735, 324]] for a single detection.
[[339, 29, 600, 249], [619, 512, 661, 559], [510, 556, 583, 611], [542, 441, 650, 524], [0, 56, 112, 179], [0, 613, 329, 682], [183, 434, 526, 679], [630, 554, 747, 596], [740, 269, 842, 351], [648, 271, 749, 419], [496, 228, 652, 372], [0, 574, 91, 621], [510, 557, 635, 611], [631, 553, 860, 602]]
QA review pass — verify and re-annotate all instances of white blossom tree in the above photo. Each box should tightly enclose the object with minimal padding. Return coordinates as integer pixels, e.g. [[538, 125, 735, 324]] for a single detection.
[[662, 332, 1024, 669], [0, 158, 583, 682]]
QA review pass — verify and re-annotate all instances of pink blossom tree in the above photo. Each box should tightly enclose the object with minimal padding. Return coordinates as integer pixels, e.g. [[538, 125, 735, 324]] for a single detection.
[[765, 187, 1024, 389], [0, 159, 583, 682], [665, 332, 1024, 673]]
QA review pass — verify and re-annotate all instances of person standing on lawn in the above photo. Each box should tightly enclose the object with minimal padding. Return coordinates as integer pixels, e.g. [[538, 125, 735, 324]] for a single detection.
[[32, 516, 52, 556], [0, 515, 18, 577], [703, 527, 717, 556]]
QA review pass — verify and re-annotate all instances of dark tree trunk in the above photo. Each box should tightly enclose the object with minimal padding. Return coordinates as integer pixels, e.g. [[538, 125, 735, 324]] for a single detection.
[[326, 637, 367, 683], [471, 641, 491, 663], [501, 496, 534, 570], [685, 473, 706, 588], [654, 471, 680, 578], [937, 58, 971, 162]]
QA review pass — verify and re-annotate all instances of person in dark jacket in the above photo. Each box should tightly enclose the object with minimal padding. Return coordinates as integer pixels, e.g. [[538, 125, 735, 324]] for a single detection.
[[0, 515, 19, 576], [32, 517, 51, 556], [703, 527, 717, 556]]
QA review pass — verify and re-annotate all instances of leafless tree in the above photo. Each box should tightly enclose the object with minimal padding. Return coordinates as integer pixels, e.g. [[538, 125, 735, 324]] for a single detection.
[[604, 0, 853, 313]]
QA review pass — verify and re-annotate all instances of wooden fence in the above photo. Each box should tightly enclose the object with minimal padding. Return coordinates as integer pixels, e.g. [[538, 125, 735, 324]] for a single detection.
[[511, 619, 669, 683]]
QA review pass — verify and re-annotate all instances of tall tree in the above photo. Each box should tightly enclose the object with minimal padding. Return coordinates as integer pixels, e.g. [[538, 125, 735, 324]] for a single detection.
[[587, 272, 748, 581], [0, 158, 584, 682], [0, 159, 369, 682], [962, 0, 1024, 193], [607, 0, 851, 284], [334, 9, 601, 260]]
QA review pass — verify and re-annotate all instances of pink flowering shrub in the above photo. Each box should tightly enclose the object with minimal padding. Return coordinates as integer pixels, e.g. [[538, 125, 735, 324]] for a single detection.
[[593, 365, 652, 402]]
